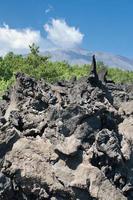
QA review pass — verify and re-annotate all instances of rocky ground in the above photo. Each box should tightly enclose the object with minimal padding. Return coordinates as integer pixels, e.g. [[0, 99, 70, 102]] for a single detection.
[[0, 65, 133, 199]]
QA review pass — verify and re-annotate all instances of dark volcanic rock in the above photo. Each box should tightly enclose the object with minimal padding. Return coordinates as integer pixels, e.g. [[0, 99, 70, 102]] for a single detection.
[[0, 65, 133, 199]]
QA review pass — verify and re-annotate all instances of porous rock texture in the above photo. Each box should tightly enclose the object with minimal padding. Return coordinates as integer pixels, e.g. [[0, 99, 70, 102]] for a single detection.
[[0, 70, 133, 200]]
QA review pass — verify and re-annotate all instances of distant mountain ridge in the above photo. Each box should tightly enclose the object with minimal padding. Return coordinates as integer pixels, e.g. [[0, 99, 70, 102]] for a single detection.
[[41, 48, 133, 71]]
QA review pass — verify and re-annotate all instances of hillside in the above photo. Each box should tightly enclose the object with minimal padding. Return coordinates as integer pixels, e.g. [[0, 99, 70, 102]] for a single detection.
[[42, 48, 133, 71], [0, 45, 133, 95]]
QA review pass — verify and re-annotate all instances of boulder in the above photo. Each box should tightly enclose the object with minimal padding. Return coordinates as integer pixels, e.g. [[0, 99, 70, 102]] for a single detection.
[[119, 100, 133, 116]]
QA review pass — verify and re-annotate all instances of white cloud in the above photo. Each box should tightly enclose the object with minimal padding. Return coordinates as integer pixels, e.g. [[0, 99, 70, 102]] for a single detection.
[[0, 24, 42, 55], [45, 5, 53, 14], [0, 19, 84, 56], [44, 19, 84, 49]]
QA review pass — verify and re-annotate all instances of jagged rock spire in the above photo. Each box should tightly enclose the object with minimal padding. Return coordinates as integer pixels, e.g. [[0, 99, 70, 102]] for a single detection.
[[89, 55, 99, 83]]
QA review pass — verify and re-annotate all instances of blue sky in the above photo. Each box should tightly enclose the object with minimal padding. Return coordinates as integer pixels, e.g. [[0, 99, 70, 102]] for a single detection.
[[0, 0, 132, 58]]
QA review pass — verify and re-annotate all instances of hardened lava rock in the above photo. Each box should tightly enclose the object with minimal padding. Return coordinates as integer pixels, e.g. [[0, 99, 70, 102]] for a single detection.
[[0, 66, 133, 199]]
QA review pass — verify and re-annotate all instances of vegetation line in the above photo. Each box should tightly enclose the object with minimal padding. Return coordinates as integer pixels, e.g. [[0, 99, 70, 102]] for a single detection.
[[0, 43, 133, 94]]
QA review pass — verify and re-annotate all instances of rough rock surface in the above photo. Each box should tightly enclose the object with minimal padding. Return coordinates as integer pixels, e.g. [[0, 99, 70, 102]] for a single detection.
[[0, 66, 133, 199]]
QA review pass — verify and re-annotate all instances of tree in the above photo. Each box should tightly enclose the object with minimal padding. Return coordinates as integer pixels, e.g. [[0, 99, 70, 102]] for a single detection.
[[27, 43, 50, 68], [29, 43, 39, 56]]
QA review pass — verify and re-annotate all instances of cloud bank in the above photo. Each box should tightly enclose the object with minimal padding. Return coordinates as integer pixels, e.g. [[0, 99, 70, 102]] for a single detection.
[[0, 24, 43, 55], [0, 19, 84, 56]]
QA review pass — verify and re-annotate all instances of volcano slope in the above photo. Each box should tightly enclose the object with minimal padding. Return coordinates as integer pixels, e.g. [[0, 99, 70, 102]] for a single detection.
[[0, 68, 133, 200]]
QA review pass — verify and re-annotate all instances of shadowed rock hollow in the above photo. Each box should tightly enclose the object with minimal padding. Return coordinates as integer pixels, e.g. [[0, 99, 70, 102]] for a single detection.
[[0, 58, 133, 200]]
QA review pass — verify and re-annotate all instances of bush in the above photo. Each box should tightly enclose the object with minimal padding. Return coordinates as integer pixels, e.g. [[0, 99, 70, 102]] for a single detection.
[[0, 44, 133, 94]]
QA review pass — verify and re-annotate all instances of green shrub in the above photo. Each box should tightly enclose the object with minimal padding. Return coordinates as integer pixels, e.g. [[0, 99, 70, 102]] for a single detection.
[[0, 44, 133, 95], [0, 76, 15, 96]]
